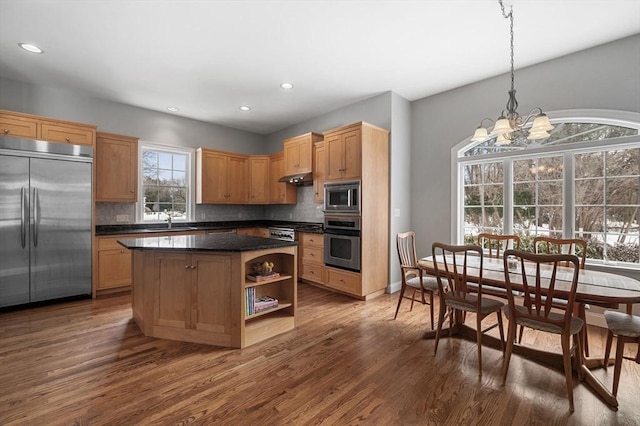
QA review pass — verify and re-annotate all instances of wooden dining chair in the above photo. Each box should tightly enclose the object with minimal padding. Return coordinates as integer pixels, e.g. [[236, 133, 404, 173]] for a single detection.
[[531, 236, 601, 357], [602, 309, 640, 397], [395, 232, 439, 328], [502, 249, 584, 412], [431, 242, 505, 376], [478, 233, 521, 259]]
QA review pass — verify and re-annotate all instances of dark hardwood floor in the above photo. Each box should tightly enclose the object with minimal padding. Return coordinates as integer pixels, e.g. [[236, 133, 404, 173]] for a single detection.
[[1, 283, 639, 425]]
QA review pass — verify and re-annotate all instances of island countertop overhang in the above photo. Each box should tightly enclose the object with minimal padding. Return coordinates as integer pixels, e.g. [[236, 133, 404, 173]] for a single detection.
[[118, 233, 298, 252]]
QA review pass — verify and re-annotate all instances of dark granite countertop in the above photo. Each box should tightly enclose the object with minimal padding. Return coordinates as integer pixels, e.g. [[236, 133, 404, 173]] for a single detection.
[[96, 220, 323, 236], [118, 233, 298, 252]]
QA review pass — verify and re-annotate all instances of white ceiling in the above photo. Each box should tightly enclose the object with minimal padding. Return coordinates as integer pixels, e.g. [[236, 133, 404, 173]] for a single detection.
[[1, 0, 639, 135]]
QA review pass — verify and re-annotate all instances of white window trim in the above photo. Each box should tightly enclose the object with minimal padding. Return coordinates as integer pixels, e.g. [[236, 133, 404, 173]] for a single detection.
[[451, 109, 640, 270], [136, 142, 196, 223]]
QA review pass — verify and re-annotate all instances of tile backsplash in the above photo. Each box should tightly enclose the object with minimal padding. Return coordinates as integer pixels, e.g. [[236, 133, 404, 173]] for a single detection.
[[95, 186, 323, 225]]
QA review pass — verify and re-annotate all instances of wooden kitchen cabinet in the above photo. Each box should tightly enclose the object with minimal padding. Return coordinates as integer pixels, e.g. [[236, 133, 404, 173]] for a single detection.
[[154, 252, 233, 335], [249, 155, 270, 204], [196, 148, 249, 204], [325, 267, 361, 296], [298, 232, 325, 285], [0, 109, 96, 147], [96, 237, 133, 291], [283, 132, 322, 177], [323, 121, 389, 300], [95, 132, 138, 202], [237, 227, 270, 238], [313, 141, 325, 204], [325, 127, 361, 181], [269, 152, 297, 204]]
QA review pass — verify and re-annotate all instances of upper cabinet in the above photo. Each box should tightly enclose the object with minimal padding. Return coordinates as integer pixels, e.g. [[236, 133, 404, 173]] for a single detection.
[[269, 152, 297, 204], [95, 132, 138, 202], [249, 155, 270, 204], [324, 126, 361, 181], [283, 132, 322, 176], [313, 141, 325, 204], [0, 109, 96, 147], [196, 148, 248, 204]]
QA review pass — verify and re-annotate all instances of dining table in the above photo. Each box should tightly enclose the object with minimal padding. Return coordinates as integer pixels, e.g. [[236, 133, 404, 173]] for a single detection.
[[417, 254, 640, 409]]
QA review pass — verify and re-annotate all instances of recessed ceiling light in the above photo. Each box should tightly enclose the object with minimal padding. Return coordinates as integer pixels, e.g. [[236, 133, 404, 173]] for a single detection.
[[19, 43, 43, 54], [166, 106, 179, 112], [239, 106, 251, 112], [280, 82, 294, 90]]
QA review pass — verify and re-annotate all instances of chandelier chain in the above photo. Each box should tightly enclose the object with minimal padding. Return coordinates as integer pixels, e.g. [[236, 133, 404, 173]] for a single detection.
[[499, 1, 515, 92]]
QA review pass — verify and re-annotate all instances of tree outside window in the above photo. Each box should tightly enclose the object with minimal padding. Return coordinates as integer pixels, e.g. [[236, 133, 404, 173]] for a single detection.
[[142, 148, 189, 222]]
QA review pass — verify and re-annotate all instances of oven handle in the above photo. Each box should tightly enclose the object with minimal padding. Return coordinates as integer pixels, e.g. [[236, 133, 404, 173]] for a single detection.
[[324, 228, 361, 237]]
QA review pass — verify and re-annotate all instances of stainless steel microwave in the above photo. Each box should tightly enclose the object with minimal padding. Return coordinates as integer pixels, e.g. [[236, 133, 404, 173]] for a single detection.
[[324, 181, 360, 214]]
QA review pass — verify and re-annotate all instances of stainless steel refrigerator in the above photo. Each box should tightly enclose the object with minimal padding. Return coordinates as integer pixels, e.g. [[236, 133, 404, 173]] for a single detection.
[[0, 137, 92, 308]]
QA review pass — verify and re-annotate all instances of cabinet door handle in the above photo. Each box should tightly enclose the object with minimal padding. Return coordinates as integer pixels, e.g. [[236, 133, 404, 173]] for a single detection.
[[65, 137, 70, 142], [130, 190, 134, 193], [3, 129, 9, 134], [185, 265, 190, 269], [120, 250, 124, 253]]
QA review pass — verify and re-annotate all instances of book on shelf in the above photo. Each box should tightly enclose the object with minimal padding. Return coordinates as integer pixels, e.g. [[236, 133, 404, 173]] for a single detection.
[[246, 271, 280, 282], [245, 289, 279, 316]]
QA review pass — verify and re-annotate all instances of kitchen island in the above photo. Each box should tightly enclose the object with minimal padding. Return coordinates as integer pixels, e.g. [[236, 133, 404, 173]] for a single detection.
[[118, 233, 298, 348]]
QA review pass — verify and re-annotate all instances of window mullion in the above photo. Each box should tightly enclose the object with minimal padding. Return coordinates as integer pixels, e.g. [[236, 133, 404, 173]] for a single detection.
[[504, 158, 513, 234], [563, 153, 575, 238]]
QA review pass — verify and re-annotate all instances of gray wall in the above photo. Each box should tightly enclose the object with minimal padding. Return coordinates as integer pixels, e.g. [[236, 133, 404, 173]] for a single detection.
[[0, 77, 265, 153], [411, 34, 640, 278]]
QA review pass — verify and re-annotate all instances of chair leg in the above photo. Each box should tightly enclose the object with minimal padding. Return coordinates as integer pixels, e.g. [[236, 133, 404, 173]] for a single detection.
[[502, 320, 516, 385], [612, 336, 625, 397], [496, 311, 505, 352], [476, 313, 483, 376], [429, 291, 435, 330], [434, 300, 446, 356], [393, 283, 406, 319], [603, 331, 614, 370], [517, 324, 524, 344], [560, 334, 575, 412], [409, 289, 416, 312]]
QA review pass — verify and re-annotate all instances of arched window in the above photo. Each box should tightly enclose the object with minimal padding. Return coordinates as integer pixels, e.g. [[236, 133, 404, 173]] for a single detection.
[[454, 110, 640, 268]]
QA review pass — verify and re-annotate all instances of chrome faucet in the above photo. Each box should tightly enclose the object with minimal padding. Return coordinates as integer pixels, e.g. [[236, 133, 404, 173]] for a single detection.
[[166, 216, 172, 229]]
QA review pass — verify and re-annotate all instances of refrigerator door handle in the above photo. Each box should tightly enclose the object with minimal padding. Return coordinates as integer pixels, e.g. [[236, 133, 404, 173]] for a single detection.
[[21, 187, 27, 248], [33, 187, 39, 247]]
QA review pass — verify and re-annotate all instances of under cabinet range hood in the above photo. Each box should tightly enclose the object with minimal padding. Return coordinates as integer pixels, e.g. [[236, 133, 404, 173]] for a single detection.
[[278, 172, 313, 186]]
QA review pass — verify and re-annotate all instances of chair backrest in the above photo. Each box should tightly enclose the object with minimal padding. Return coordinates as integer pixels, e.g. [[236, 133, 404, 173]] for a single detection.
[[397, 232, 419, 278], [432, 242, 483, 303], [503, 249, 581, 333], [533, 236, 587, 269], [478, 233, 521, 258]]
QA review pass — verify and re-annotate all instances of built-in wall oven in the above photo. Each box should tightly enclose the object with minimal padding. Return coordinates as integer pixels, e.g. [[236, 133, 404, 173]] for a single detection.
[[324, 215, 361, 272]]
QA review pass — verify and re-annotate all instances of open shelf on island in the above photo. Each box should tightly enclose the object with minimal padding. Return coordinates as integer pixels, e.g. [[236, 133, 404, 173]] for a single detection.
[[245, 300, 293, 319], [244, 274, 293, 288]]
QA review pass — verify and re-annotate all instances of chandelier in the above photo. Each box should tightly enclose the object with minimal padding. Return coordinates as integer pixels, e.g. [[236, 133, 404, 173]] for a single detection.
[[471, 0, 554, 146]]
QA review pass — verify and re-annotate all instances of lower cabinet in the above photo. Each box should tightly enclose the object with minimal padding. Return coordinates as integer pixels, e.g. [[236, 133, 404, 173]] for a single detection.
[[96, 237, 132, 291], [155, 253, 232, 336], [325, 267, 362, 296], [299, 232, 325, 284], [237, 227, 270, 238]]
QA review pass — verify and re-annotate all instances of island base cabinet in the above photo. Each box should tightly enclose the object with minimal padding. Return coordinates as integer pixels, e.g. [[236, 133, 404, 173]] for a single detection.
[[132, 251, 240, 348], [131, 245, 296, 348]]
